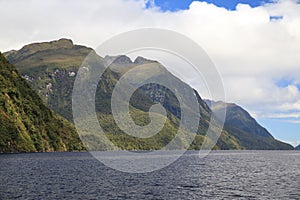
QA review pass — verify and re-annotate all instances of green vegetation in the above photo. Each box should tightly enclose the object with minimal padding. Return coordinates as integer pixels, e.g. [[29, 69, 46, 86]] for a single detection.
[[4, 39, 92, 121], [207, 101, 294, 150], [2, 38, 293, 151], [0, 52, 84, 152]]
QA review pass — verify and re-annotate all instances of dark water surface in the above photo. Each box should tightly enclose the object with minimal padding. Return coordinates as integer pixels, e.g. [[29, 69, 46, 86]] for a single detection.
[[0, 151, 299, 199]]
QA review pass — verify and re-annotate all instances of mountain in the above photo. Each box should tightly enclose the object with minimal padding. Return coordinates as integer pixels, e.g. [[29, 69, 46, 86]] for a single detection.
[[206, 100, 294, 150], [4, 38, 293, 150], [296, 145, 300, 150], [4, 38, 92, 121], [5, 39, 242, 150], [0, 52, 84, 153]]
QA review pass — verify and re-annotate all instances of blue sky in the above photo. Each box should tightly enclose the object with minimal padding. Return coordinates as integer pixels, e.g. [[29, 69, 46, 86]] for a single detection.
[[258, 118, 300, 146], [148, 0, 275, 11], [276, 78, 300, 90]]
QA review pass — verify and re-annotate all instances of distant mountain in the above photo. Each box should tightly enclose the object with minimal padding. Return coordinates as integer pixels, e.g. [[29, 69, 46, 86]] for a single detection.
[[0, 52, 84, 153], [4, 38, 293, 151], [206, 100, 294, 150], [296, 145, 300, 150]]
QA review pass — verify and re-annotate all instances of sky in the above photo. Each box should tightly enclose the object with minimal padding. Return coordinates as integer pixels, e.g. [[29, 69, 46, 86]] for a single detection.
[[0, 0, 299, 146], [146, 0, 275, 11]]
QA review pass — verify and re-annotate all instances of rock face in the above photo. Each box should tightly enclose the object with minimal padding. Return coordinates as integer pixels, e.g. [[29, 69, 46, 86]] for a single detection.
[[206, 100, 294, 150], [0, 52, 84, 153], [4, 39, 93, 121], [106, 55, 133, 66], [3, 38, 294, 151], [133, 56, 155, 65]]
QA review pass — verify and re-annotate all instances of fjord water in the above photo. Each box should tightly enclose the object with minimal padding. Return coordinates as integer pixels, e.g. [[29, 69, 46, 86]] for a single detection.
[[0, 151, 299, 199]]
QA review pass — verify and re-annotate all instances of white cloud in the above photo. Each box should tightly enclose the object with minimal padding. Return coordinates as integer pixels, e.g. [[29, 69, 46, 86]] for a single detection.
[[1, 0, 300, 121], [261, 112, 300, 118], [280, 100, 300, 109], [285, 120, 300, 124], [282, 140, 300, 147]]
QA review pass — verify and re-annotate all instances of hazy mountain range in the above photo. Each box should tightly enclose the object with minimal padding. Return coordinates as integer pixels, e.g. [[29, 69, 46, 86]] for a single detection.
[[0, 38, 294, 152]]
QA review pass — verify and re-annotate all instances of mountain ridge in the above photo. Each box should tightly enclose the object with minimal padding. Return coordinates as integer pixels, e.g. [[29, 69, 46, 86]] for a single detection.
[[2, 38, 294, 151], [206, 100, 293, 150]]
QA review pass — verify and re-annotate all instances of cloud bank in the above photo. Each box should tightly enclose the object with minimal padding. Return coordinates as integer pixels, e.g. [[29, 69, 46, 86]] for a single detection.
[[1, 0, 300, 123]]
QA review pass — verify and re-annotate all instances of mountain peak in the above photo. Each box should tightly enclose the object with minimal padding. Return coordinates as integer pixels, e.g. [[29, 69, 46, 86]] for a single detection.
[[4, 38, 75, 62], [104, 55, 157, 67], [205, 99, 236, 108], [133, 56, 155, 64], [113, 55, 133, 64], [104, 55, 133, 66], [20, 38, 74, 53], [3, 38, 96, 69]]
